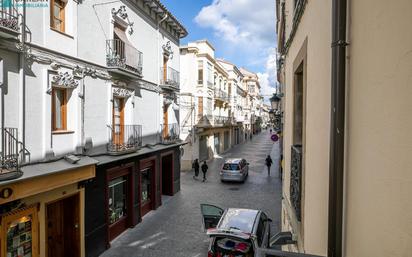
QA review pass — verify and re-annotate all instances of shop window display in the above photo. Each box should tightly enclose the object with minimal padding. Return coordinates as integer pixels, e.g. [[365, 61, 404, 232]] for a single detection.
[[108, 177, 127, 224], [141, 168, 152, 203], [1, 206, 38, 257]]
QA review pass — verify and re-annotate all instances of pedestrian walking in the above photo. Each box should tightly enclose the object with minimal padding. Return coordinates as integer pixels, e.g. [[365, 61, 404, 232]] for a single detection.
[[201, 161, 208, 182], [192, 159, 200, 179], [265, 155, 273, 176]]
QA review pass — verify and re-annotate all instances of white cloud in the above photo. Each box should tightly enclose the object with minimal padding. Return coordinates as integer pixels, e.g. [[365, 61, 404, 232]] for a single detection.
[[194, 0, 277, 103], [258, 47, 277, 103], [194, 0, 275, 47]]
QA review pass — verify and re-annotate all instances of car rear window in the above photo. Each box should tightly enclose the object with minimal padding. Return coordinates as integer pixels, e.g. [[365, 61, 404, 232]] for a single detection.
[[223, 163, 240, 170], [213, 237, 254, 256]]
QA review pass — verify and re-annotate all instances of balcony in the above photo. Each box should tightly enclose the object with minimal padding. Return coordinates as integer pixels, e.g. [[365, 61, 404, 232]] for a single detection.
[[214, 89, 228, 102], [1, 128, 23, 181], [213, 116, 230, 126], [107, 125, 142, 155], [106, 39, 143, 78], [0, 3, 20, 38], [290, 145, 302, 221], [160, 67, 180, 90], [207, 80, 214, 89], [159, 123, 180, 144]]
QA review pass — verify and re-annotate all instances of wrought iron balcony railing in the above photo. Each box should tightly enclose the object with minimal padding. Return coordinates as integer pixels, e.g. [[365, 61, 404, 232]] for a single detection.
[[160, 67, 180, 88], [1, 127, 24, 181], [0, 3, 19, 33], [160, 123, 180, 144], [107, 124, 142, 155], [213, 115, 230, 126], [106, 39, 143, 75], [214, 89, 228, 102], [290, 144, 302, 221]]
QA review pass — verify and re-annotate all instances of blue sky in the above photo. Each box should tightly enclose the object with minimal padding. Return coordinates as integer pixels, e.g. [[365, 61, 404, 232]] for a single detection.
[[162, 0, 277, 100]]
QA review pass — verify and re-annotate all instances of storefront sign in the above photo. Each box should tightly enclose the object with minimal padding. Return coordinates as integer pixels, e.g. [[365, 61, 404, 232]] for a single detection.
[[0, 187, 13, 199]]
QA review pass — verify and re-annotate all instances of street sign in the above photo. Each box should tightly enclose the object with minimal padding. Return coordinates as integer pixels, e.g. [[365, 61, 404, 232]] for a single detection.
[[271, 134, 279, 142]]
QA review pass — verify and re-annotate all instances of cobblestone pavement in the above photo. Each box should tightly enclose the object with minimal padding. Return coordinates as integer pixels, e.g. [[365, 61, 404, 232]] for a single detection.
[[100, 130, 282, 257]]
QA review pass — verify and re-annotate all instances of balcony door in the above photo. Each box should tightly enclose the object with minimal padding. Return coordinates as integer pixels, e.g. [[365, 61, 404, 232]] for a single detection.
[[113, 26, 126, 60], [163, 55, 168, 82], [163, 105, 169, 139], [113, 97, 124, 146]]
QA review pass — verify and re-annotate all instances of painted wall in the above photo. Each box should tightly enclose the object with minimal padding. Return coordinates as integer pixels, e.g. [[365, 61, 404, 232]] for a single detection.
[[281, 0, 331, 255], [77, 0, 180, 84], [25, 0, 78, 56], [344, 1, 412, 256]]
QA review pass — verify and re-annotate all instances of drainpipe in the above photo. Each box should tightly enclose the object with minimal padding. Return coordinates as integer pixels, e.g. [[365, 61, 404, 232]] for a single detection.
[[157, 14, 168, 141], [19, 0, 27, 152], [80, 69, 86, 151], [328, 0, 348, 257]]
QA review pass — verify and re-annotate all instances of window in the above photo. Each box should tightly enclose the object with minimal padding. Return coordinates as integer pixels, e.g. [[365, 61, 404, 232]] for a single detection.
[[198, 61, 203, 84], [249, 85, 255, 93], [293, 63, 304, 145], [223, 163, 240, 170], [1, 206, 39, 257], [256, 216, 265, 246], [207, 63, 213, 85], [112, 97, 125, 146], [141, 168, 152, 204], [108, 176, 127, 224], [50, 0, 66, 32], [198, 96, 203, 116], [163, 55, 168, 82], [52, 87, 67, 131]]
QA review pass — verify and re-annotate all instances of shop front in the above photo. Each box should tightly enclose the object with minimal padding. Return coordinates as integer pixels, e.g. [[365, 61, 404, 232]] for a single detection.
[[85, 145, 182, 257], [106, 163, 134, 241], [0, 159, 96, 257]]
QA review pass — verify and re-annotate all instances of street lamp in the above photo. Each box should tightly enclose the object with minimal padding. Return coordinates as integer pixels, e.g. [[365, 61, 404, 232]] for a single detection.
[[269, 94, 282, 132]]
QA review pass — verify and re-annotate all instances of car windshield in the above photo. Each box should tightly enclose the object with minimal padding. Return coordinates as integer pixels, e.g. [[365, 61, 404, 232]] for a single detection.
[[223, 163, 240, 170], [218, 209, 258, 233]]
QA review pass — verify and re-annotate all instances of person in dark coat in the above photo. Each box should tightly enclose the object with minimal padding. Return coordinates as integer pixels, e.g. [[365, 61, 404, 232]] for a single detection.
[[201, 161, 208, 182], [265, 155, 273, 176], [192, 159, 200, 179]]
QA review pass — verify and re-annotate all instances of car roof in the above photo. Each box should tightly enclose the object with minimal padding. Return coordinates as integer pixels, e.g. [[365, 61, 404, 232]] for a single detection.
[[217, 208, 259, 234], [224, 158, 243, 164]]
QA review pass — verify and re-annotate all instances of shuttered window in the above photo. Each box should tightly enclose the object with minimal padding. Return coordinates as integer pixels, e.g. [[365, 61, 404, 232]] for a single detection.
[[50, 0, 66, 32]]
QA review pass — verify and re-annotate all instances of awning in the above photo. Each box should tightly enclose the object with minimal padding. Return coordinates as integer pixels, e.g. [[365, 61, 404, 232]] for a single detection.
[[114, 26, 131, 45]]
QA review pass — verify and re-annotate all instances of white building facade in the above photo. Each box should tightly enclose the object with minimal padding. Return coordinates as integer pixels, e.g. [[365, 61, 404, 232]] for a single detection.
[[179, 40, 265, 170], [0, 1, 186, 257]]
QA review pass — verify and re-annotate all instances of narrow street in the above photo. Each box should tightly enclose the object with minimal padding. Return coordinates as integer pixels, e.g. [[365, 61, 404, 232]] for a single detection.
[[101, 130, 282, 257]]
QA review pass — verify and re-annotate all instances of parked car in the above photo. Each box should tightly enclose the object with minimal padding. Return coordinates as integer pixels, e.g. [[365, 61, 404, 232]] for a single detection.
[[201, 204, 300, 257], [220, 158, 249, 182]]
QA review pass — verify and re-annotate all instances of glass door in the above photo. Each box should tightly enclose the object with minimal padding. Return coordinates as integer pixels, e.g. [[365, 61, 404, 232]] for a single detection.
[[141, 167, 153, 216], [113, 97, 124, 147]]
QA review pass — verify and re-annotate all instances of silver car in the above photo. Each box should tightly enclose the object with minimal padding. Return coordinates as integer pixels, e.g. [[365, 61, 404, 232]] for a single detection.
[[220, 158, 249, 182], [201, 204, 305, 257]]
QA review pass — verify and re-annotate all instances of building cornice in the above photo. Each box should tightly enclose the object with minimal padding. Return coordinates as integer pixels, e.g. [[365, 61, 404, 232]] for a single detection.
[[197, 53, 215, 63], [138, 0, 188, 38], [280, 0, 307, 56]]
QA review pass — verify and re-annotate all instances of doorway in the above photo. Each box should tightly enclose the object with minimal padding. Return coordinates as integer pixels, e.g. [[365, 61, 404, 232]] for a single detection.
[[140, 159, 156, 217], [199, 135, 208, 161], [113, 97, 125, 146], [46, 194, 80, 257], [161, 153, 174, 196]]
